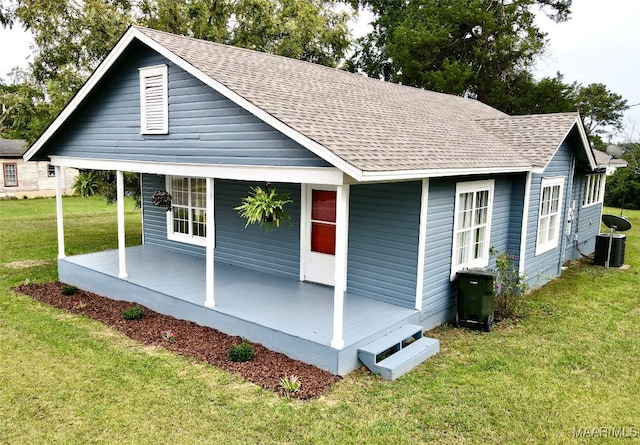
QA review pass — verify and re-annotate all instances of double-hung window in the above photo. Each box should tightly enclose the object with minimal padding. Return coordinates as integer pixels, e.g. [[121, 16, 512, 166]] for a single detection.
[[167, 177, 207, 246], [139, 65, 168, 134], [536, 177, 564, 255], [451, 180, 494, 278], [3, 163, 18, 187], [583, 174, 605, 207]]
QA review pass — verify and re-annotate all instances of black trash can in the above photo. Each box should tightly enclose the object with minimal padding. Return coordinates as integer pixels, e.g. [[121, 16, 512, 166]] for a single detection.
[[456, 269, 496, 331]]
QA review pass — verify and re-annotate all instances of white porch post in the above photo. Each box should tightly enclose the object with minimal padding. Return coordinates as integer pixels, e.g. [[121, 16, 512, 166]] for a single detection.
[[55, 165, 66, 259], [415, 178, 429, 311], [331, 184, 350, 349], [204, 177, 216, 308], [116, 170, 128, 279]]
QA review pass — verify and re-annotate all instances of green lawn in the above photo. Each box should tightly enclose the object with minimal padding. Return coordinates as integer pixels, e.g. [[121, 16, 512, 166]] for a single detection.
[[1, 197, 639, 444]]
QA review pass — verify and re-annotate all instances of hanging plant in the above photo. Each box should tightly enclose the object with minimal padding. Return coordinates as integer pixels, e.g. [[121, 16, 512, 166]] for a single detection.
[[235, 186, 292, 232], [151, 190, 172, 211]]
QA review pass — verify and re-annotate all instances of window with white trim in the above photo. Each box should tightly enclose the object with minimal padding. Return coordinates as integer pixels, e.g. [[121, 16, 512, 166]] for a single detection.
[[167, 177, 206, 245], [47, 164, 56, 177], [582, 173, 605, 207], [536, 177, 564, 255], [3, 163, 17, 186], [451, 180, 494, 277], [139, 65, 168, 134]]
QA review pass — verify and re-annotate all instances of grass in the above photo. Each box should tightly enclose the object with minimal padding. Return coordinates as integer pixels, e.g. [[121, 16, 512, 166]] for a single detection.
[[1, 198, 639, 444]]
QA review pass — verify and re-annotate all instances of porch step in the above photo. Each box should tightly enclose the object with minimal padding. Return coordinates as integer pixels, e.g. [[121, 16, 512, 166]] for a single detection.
[[358, 324, 440, 380]]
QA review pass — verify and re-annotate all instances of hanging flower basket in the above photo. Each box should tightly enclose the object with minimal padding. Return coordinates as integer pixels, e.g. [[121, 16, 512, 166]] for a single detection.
[[151, 190, 173, 211], [235, 186, 292, 232]]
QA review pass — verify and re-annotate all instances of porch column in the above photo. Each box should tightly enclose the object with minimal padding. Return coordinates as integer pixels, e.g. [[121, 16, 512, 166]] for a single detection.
[[331, 184, 350, 349], [415, 178, 429, 311], [55, 165, 66, 259], [204, 177, 215, 308], [116, 170, 128, 279]]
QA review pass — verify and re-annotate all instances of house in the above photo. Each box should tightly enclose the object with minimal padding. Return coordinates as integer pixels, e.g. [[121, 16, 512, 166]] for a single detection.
[[1, 137, 78, 198], [24, 26, 609, 377]]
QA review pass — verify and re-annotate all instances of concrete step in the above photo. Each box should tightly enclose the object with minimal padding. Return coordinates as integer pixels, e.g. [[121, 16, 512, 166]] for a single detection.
[[358, 324, 440, 380]]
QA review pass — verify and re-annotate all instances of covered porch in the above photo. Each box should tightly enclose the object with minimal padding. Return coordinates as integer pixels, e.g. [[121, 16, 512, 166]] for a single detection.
[[59, 245, 419, 375]]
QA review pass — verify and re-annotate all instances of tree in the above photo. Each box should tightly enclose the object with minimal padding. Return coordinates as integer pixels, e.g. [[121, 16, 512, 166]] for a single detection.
[[575, 83, 628, 137], [349, 0, 571, 108]]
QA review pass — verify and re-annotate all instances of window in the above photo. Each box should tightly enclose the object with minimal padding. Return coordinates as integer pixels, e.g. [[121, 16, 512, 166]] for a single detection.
[[3, 163, 17, 187], [47, 164, 56, 177], [167, 177, 206, 245], [311, 190, 337, 255], [536, 177, 564, 255], [451, 180, 494, 277], [583, 174, 605, 207], [139, 65, 168, 134]]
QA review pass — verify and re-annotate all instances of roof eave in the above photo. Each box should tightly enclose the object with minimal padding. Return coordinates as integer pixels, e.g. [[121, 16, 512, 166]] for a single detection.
[[358, 165, 532, 182]]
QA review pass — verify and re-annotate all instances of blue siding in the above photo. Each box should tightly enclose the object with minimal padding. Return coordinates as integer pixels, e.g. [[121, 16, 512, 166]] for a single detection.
[[142, 174, 205, 257], [565, 171, 602, 260], [523, 141, 573, 286], [420, 175, 522, 327], [43, 42, 329, 167], [142, 174, 300, 279], [347, 182, 421, 308], [214, 180, 300, 279]]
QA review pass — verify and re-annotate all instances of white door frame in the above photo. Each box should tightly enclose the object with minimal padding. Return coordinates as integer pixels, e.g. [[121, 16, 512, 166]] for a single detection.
[[300, 184, 338, 286]]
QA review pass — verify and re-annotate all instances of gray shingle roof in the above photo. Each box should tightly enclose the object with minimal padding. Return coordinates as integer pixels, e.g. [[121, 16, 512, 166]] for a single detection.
[[0, 138, 27, 157], [476, 113, 580, 168], [137, 27, 584, 173]]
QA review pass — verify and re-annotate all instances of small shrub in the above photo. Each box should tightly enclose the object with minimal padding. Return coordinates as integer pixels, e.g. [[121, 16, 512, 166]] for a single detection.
[[122, 306, 144, 320], [279, 375, 301, 394], [491, 249, 528, 320], [72, 300, 87, 310], [61, 285, 79, 296], [227, 340, 255, 362], [72, 170, 102, 197]]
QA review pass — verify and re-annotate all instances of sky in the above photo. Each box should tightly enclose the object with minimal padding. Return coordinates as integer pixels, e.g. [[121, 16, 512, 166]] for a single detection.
[[1, 0, 638, 140]]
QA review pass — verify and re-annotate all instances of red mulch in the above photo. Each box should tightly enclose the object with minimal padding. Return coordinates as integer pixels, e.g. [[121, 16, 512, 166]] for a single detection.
[[13, 282, 341, 400]]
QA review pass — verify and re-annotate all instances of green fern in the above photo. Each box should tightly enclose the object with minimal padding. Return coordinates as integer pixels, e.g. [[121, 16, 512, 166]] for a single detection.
[[235, 186, 292, 232]]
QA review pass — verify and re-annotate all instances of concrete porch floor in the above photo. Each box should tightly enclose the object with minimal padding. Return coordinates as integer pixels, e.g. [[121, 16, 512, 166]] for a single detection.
[[58, 245, 419, 375]]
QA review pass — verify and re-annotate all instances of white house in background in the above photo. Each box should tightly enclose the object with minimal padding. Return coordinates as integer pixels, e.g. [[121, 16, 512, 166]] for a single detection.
[[1, 138, 78, 198]]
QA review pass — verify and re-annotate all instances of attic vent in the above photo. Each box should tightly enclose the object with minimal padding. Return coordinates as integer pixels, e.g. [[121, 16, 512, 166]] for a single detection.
[[139, 65, 168, 134]]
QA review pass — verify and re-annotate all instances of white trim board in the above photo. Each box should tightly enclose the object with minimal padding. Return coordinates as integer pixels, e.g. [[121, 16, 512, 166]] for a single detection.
[[49, 156, 346, 185]]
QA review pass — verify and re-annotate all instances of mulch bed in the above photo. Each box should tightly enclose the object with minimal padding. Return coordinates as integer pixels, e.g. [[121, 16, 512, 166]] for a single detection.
[[13, 282, 341, 400]]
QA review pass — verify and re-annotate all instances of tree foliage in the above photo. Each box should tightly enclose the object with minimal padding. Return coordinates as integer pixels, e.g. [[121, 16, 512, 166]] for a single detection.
[[605, 142, 640, 210], [349, 0, 571, 104]]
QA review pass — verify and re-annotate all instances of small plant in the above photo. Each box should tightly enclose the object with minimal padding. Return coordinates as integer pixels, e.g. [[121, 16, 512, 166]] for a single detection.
[[227, 340, 255, 362], [490, 248, 528, 320], [72, 170, 102, 197], [151, 190, 172, 211], [72, 301, 87, 310], [122, 306, 144, 320], [235, 186, 292, 231], [279, 375, 301, 394], [160, 329, 177, 342], [61, 285, 79, 296]]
